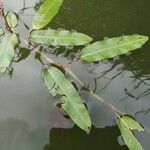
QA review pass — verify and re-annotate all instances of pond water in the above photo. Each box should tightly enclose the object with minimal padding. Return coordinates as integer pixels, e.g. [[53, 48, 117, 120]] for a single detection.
[[0, 0, 150, 150]]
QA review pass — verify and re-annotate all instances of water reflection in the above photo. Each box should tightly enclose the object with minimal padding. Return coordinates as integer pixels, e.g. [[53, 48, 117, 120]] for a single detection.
[[44, 126, 128, 150], [0, 0, 150, 150], [0, 117, 71, 150], [88, 51, 150, 101], [14, 47, 31, 62]]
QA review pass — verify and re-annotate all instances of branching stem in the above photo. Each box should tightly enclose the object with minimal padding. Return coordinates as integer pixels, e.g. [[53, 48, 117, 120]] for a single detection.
[[21, 37, 124, 115]]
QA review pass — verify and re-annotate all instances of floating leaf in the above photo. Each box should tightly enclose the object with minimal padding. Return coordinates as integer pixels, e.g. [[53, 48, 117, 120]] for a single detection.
[[117, 116, 144, 150], [30, 29, 93, 46], [43, 66, 91, 132], [0, 33, 18, 73], [6, 11, 18, 28], [0, 27, 4, 36], [121, 116, 144, 131], [80, 35, 149, 62], [33, 0, 63, 29]]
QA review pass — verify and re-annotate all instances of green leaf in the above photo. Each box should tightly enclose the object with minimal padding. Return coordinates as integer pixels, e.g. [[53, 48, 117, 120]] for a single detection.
[[33, 0, 63, 29], [0, 27, 4, 36], [6, 11, 18, 28], [0, 33, 18, 73], [80, 35, 149, 62], [117, 116, 144, 150], [121, 116, 144, 131], [30, 29, 93, 46], [43, 66, 91, 132]]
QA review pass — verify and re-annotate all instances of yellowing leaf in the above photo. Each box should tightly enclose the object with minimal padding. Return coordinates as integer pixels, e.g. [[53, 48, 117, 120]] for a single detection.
[[6, 11, 18, 28]]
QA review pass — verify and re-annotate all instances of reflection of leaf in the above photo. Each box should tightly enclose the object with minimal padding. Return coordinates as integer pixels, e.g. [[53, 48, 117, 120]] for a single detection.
[[44, 126, 125, 150], [0, 27, 4, 36], [6, 11, 18, 28], [117, 115, 144, 150], [22, 21, 30, 30], [31, 29, 93, 46], [43, 66, 91, 132], [33, 0, 63, 29], [34, 49, 43, 64], [0, 33, 18, 73], [80, 35, 149, 62], [16, 47, 30, 62]]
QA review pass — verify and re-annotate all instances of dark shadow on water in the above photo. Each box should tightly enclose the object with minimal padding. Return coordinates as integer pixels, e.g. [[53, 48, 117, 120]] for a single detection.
[[44, 126, 128, 150]]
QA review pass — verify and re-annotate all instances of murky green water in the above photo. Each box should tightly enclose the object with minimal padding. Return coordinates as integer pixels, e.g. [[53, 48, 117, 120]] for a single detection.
[[0, 0, 150, 149]]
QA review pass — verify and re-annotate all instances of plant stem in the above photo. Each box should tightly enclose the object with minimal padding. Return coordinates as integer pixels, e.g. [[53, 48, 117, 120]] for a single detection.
[[2, 3, 124, 117], [20, 38, 124, 116], [35, 46, 124, 115], [65, 67, 124, 115]]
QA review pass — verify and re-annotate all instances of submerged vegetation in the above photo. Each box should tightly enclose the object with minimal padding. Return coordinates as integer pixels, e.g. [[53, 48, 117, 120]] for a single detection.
[[0, 0, 149, 149]]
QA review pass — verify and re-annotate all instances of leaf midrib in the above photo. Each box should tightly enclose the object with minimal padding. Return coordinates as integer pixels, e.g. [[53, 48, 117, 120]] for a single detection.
[[32, 34, 89, 41], [47, 69, 89, 127], [34, 0, 59, 27], [81, 38, 144, 59]]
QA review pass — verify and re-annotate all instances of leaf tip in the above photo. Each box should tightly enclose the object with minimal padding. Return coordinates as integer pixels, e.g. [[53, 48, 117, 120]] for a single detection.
[[32, 23, 39, 30], [86, 126, 91, 134]]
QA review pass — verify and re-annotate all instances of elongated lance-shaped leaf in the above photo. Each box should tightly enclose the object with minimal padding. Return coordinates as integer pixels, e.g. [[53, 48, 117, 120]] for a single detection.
[[117, 116, 144, 150], [0, 33, 18, 73], [6, 11, 18, 28], [43, 66, 91, 132], [80, 35, 149, 62], [30, 29, 93, 46], [33, 0, 63, 29]]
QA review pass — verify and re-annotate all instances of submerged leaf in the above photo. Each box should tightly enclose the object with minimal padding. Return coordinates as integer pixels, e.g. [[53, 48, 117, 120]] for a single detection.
[[0, 33, 18, 73], [6, 11, 18, 28], [117, 116, 144, 150], [43, 66, 91, 132], [33, 0, 63, 29], [80, 35, 149, 62], [30, 29, 93, 46]]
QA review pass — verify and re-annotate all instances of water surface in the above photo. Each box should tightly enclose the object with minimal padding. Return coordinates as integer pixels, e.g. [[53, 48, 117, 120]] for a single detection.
[[0, 0, 150, 150]]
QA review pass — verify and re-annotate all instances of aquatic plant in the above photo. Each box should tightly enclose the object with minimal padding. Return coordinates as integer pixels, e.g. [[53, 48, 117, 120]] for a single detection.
[[0, 0, 148, 149]]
